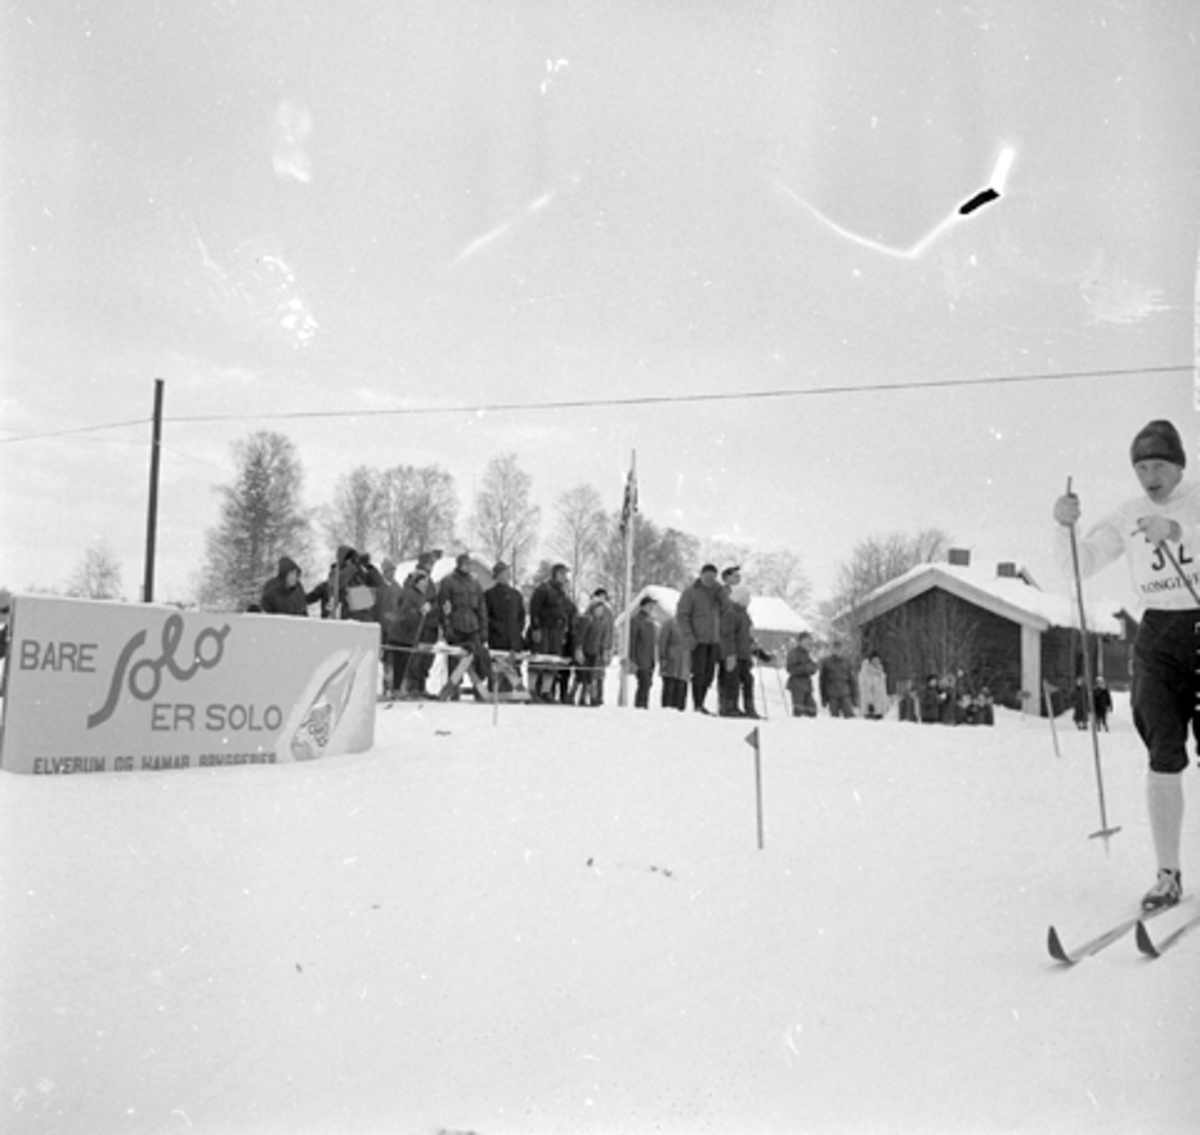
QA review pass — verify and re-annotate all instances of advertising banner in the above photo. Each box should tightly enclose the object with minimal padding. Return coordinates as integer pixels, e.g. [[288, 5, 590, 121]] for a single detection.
[[0, 596, 379, 775]]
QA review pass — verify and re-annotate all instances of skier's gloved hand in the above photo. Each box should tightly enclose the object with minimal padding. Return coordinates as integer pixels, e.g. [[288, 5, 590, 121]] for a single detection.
[[1053, 494, 1081, 527], [724, 656, 737, 672], [1135, 516, 1182, 546]]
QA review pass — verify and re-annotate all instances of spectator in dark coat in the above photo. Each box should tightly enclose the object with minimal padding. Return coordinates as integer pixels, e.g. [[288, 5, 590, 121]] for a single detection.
[[819, 648, 857, 718], [260, 556, 309, 616], [675, 564, 727, 714], [786, 632, 819, 718], [1072, 676, 1090, 730], [377, 558, 405, 695], [719, 585, 757, 718], [528, 563, 577, 703], [919, 674, 944, 724], [1093, 677, 1113, 731], [575, 588, 614, 706], [395, 554, 440, 697], [438, 553, 494, 696], [309, 545, 377, 622], [629, 596, 659, 709], [485, 560, 526, 693]]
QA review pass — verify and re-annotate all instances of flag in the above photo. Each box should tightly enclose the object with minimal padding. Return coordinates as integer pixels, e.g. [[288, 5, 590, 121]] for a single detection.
[[744, 726, 760, 750], [619, 464, 638, 536]]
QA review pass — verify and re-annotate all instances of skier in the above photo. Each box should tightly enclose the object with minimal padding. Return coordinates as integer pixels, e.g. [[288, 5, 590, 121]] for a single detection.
[[1052, 419, 1200, 911]]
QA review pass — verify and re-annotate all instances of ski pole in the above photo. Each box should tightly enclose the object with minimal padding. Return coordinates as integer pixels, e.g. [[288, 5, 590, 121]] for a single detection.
[[1065, 477, 1121, 848]]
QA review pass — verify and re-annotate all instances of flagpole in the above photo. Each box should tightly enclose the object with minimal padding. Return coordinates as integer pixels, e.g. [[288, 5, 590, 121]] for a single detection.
[[618, 449, 637, 707]]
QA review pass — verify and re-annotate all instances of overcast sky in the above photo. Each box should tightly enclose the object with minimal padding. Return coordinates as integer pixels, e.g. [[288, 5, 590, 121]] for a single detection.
[[2, 0, 1197, 612]]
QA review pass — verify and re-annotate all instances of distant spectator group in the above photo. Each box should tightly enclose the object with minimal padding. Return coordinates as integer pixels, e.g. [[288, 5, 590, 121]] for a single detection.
[[253, 548, 1008, 724]]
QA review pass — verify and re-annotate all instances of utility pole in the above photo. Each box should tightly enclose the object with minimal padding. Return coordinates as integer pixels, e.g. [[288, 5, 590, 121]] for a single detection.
[[142, 378, 164, 603]]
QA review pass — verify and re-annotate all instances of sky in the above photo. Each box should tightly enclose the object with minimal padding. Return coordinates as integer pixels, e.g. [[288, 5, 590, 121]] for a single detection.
[[2, 0, 1198, 611]]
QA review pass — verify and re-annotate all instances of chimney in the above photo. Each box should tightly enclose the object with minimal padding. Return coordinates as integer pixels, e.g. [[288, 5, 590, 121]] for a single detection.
[[947, 548, 971, 567], [997, 562, 1017, 579]]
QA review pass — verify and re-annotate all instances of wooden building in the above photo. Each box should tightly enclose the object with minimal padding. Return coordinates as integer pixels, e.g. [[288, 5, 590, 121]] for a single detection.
[[845, 554, 1125, 716]]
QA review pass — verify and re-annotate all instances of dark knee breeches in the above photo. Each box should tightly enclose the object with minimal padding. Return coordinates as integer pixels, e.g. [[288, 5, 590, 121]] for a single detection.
[[1131, 609, 1200, 774]]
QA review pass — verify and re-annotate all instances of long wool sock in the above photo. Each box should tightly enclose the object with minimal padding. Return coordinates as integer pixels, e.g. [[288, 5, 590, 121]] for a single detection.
[[1146, 770, 1184, 874]]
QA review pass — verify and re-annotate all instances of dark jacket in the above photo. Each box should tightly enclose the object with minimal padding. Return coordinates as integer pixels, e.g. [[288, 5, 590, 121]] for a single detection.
[[485, 582, 526, 650], [819, 653, 857, 705], [720, 604, 754, 661], [529, 578, 576, 655], [396, 572, 440, 645], [438, 566, 486, 641], [786, 642, 818, 694], [377, 574, 404, 643], [260, 556, 308, 616], [580, 599, 614, 658], [676, 578, 727, 649], [630, 610, 658, 671]]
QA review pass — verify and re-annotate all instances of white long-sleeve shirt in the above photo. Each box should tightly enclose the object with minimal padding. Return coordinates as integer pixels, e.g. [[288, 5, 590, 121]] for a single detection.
[[1055, 479, 1200, 612]]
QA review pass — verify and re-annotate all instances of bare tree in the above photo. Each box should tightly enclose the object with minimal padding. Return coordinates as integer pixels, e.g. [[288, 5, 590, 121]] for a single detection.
[[470, 453, 540, 570], [197, 431, 312, 610], [66, 541, 124, 600], [377, 464, 459, 560], [547, 484, 609, 595], [820, 527, 952, 645], [321, 465, 385, 556], [744, 549, 811, 615], [597, 515, 699, 612]]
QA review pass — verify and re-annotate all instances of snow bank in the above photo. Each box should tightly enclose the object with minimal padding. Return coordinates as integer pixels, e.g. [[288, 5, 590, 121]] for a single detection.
[[2, 690, 1197, 1133]]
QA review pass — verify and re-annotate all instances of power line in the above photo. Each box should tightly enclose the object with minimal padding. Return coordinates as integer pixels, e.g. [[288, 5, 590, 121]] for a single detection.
[[151, 363, 1200, 422], [0, 362, 1188, 444]]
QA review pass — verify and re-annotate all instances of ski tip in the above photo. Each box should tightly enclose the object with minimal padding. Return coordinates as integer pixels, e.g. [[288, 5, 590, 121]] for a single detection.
[[1047, 926, 1074, 965], [1134, 920, 1160, 958]]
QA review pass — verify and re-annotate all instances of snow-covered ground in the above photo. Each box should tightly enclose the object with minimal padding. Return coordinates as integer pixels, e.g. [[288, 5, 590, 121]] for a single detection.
[[2, 679, 1198, 1134]]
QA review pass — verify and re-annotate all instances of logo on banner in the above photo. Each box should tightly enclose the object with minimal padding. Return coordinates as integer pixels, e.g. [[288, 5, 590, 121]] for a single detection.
[[88, 613, 232, 729]]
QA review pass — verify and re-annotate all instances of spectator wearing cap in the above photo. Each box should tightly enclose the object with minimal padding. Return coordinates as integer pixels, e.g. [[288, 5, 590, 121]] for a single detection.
[[629, 595, 659, 709], [485, 560, 526, 693], [574, 587, 614, 706], [786, 632, 818, 717], [376, 557, 404, 696], [395, 551, 441, 697], [529, 563, 577, 703], [719, 584, 759, 718], [438, 553, 494, 698], [675, 563, 729, 714]]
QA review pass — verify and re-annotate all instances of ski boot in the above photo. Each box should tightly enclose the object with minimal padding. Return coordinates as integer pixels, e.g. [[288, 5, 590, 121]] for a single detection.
[[1141, 868, 1182, 913]]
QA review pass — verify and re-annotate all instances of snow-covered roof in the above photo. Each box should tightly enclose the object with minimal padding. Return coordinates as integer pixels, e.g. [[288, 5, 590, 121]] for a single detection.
[[616, 584, 809, 634], [387, 552, 494, 589], [849, 560, 1122, 635]]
